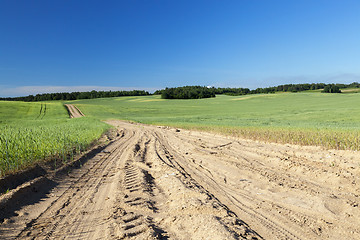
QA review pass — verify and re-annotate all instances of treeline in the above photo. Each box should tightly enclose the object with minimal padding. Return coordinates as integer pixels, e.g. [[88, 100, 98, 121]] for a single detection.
[[1, 82, 359, 101], [322, 84, 341, 93], [155, 82, 360, 99], [154, 87, 252, 99], [0, 90, 150, 102], [250, 83, 326, 94], [250, 82, 359, 94], [214, 87, 250, 95], [244, 82, 359, 94], [158, 86, 216, 99]]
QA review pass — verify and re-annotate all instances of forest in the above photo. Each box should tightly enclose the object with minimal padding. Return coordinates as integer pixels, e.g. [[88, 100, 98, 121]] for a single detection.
[[159, 86, 216, 99], [0, 90, 150, 102]]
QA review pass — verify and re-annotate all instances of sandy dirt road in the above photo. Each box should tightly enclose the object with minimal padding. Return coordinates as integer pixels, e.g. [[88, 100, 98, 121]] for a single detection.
[[64, 104, 85, 118], [1, 120, 359, 239]]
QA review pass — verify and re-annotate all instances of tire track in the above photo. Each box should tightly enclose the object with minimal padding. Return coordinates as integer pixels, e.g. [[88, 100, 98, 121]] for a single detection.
[[2, 121, 359, 239], [64, 104, 85, 118], [160, 131, 315, 239], [152, 131, 262, 239], [117, 134, 168, 239], [155, 126, 360, 239], [16, 129, 136, 239]]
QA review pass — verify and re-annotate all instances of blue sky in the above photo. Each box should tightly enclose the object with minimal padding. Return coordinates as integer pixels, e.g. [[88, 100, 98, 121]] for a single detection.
[[1, 0, 360, 97]]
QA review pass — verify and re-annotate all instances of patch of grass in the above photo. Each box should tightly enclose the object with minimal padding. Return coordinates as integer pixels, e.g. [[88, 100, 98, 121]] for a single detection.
[[0, 101, 110, 176]]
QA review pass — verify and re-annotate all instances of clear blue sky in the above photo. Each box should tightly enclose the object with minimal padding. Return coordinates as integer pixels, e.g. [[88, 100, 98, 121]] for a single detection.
[[1, 0, 360, 97]]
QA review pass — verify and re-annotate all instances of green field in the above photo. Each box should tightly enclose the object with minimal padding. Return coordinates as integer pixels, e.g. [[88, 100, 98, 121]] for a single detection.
[[1, 92, 360, 176], [68, 92, 359, 129], [0, 101, 109, 176], [68, 92, 360, 149]]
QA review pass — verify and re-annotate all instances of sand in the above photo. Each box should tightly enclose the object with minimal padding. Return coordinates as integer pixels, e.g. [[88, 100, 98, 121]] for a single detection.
[[1, 120, 359, 239]]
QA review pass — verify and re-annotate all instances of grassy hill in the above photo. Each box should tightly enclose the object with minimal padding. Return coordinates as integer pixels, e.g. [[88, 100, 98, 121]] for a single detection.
[[67, 92, 360, 130], [67, 92, 360, 150]]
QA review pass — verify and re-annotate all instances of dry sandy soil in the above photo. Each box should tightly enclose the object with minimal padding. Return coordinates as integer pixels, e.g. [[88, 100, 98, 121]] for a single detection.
[[64, 104, 85, 118], [0, 120, 359, 239]]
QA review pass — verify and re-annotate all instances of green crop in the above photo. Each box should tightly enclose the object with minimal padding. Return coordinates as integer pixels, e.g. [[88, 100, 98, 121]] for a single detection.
[[67, 92, 360, 151], [0, 101, 109, 176]]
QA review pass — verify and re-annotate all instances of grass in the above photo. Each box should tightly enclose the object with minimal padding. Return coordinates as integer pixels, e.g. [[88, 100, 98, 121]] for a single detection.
[[67, 92, 360, 150], [0, 101, 109, 176], [68, 92, 360, 129]]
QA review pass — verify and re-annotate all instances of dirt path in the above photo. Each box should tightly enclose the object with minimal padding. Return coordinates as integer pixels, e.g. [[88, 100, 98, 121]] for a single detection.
[[64, 104, 85, 118], [1, 120, 359, 239]]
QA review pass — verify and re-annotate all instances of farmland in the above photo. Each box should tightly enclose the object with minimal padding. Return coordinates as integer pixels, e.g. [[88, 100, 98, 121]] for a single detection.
[[2, 92, 360, 176], [1, 92, 360, 239], [0, 101, 109, 176], [2, 120, 360, 239], [68, 92, 360, 150]]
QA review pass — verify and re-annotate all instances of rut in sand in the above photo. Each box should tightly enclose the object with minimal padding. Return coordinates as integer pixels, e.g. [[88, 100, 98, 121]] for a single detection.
[[64, 104, 85, 118], [0, 120, 359, 239]]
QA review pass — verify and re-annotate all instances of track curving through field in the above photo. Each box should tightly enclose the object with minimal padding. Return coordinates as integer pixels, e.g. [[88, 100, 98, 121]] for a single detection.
[[64, 104, 85, 118], [1, 120, 359, 239]]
